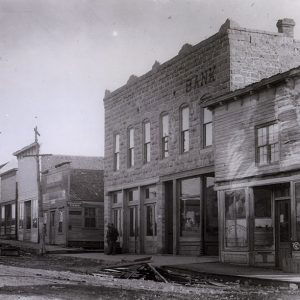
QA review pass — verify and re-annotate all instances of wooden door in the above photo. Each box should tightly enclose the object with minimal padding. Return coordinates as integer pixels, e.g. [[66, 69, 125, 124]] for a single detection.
[[128, 206, 138, 253], [275, 200, 291, 269], [50, 211, 55, 245]]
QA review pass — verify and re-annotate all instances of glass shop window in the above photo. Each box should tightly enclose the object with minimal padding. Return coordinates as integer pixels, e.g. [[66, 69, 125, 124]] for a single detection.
[[180, 177, 201, 238], [225, 189, 247, 247], [295, 182, 300, 240], [254, 187, 273, 247]]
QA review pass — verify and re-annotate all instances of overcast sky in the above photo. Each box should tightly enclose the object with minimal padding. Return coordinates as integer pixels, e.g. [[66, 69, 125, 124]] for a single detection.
[[1, 0, 300, 164]]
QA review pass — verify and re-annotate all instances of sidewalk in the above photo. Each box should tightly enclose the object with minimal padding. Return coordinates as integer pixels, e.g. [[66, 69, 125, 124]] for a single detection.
[[58, 252, 300, 287], [0, 238, 103, 254]]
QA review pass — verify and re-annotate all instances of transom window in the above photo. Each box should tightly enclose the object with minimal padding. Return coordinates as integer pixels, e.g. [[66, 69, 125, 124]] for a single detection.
[[114, 134, 120, 171], [143, 121, 151, 163], [203, 108, 212, 147], [128, 128, 134, 167], [180, 106, 189, 153], [161, 113, 169, 158], [113, 191, 122, 204], [257, 123, 279, 165]]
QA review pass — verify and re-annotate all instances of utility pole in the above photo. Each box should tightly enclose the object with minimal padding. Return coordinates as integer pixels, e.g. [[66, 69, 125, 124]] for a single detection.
[[24, 127, 52, 255]]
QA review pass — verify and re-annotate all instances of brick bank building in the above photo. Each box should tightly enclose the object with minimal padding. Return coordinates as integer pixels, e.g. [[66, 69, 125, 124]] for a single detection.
[[104, 18, 300, 266]]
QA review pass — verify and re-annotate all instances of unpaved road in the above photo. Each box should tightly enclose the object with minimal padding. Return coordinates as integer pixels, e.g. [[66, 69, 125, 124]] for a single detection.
[[0, 255, 299, 299]]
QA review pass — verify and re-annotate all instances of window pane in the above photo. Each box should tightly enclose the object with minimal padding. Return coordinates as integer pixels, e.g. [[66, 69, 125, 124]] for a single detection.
[[145, 143, 150, 162], [270, 143, 279, 163], [181, 107, 189, 131], [225, 190, 247, 247], [259, 146, 268, 165], [182, 130, 189, 152], [114, 153, 119, 170], [203, 108, 212, 124], [129, 148, 134, 166], [253, 187, 273, 247], [296, 183, 300, 240], [115, 134, 120, 153], [180, 177, 201, 237], [162, 137, 169, 157], [144, 122, 150, 143], [129, 207, 136, 237], [129, 128, 134, 147], [162, 114, 169, 137], [258, 127, 267, 146], [205, 123, 212, 146], [269, 124, 278, 144]]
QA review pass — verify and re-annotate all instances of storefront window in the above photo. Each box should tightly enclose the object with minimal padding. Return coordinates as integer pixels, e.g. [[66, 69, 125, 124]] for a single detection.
[[295, 183, 300, 240], [225, 189, 247, 247], [254, 187, 273, 247], [180, 177, 201, 238]]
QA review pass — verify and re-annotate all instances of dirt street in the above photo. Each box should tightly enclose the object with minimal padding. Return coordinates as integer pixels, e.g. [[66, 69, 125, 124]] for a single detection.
[[0, 254, 299, 299]]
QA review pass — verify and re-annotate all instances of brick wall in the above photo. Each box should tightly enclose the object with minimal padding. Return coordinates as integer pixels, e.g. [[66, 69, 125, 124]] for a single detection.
[[104, 26, 231, 189], [104, 19, 300, 190], [229, 27, 300, 91]]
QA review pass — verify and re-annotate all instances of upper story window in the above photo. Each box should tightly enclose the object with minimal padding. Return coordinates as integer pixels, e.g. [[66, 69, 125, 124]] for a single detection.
[[180, 106, 189, 153], [128, 127, 134, 167], [256, 123, 279, 165], [161, 113, 169, 158], [143, 121, 151, 163], [114, 134, 120, 171], [203, 108, 212, 147]]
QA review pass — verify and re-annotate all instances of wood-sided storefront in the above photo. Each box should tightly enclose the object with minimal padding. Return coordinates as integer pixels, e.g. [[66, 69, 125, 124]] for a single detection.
[[218, 178, 300, 270]]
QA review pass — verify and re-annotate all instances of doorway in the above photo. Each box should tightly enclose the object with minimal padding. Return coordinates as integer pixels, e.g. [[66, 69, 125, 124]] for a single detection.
[[49, 211, 56, 245], [275, 199, 291, 269], [164, 181, 173, 254]]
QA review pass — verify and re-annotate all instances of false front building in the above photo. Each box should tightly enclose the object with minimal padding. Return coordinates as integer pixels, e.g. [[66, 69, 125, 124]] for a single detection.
[[205, 66, 300, 271], [0, 161, 18, 240], [41, 156, 104, 249], [104, 18, 300, 256]]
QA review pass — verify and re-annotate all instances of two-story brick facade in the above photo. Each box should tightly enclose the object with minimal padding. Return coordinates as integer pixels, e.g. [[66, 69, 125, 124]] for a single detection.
[[104, 18, 300, 256]]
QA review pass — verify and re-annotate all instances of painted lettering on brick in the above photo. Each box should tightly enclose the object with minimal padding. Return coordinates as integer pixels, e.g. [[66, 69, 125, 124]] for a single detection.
[[186, 65, 216, 93]]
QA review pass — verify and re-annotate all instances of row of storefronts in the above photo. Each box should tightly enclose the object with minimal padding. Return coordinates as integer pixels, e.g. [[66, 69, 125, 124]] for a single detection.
[[0, 145, 104, 249], [103, 18, 300, 271]]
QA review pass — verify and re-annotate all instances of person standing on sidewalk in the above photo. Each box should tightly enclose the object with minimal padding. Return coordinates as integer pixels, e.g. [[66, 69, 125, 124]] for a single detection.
[[106, 223, 119, 255]]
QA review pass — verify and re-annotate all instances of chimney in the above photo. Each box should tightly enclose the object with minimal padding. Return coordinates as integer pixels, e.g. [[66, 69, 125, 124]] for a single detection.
[[276, 18, 295, 38]]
